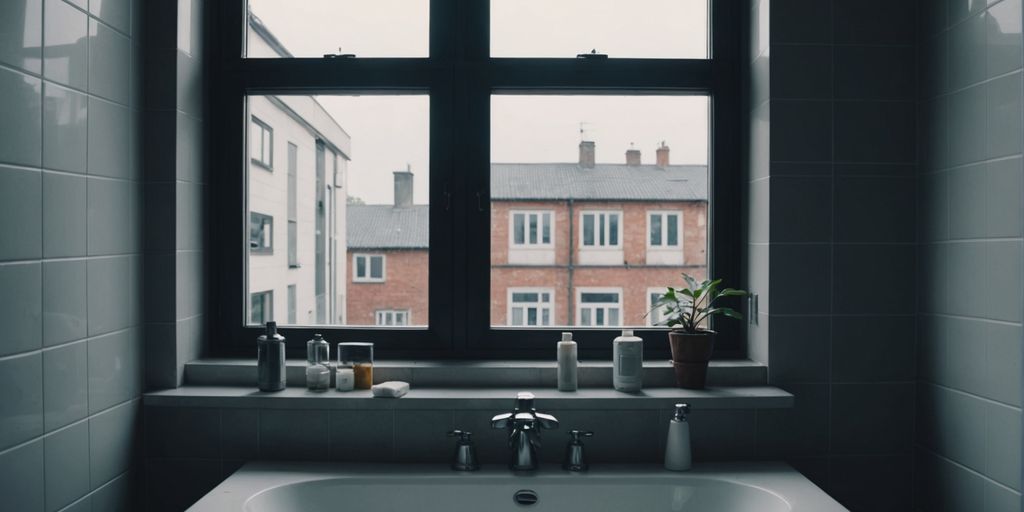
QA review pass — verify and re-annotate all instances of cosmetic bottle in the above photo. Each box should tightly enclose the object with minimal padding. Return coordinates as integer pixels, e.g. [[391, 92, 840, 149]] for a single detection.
[[338, 342, 374, 389], [256, 322, 286, 392], [305, 333, 330, 392], [557, 332, 578, 391], [664, 403, 692, 471], [613, 330, 643, 392], [335, 361, 355, 391], [307, 333, 329, 366]]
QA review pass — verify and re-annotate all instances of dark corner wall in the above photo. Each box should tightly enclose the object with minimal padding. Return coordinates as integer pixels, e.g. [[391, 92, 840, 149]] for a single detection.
[[917, 0, 1024, 510], [0, 0, 144, 510]]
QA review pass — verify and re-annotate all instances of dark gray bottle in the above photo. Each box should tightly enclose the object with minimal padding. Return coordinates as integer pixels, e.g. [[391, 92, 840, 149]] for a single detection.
[[257, 322, 286, 391]]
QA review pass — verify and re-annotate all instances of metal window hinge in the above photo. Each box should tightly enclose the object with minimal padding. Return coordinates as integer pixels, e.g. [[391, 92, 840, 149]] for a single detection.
[[576, 49, 608, 60]]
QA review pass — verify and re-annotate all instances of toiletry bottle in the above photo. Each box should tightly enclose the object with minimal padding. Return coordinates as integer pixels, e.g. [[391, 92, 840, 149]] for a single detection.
[[338, 342, 374, 389], [305, 333, 330, 392], [257, 322, 286, 392], [335, 361, 355, 391], [558, 332, 578, 391], [664, 403, 692, 471], [613, 329, 643, 392]]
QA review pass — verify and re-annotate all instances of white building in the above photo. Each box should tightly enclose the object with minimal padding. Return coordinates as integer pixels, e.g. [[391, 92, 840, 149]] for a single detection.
[[247, 14, 352, 325]]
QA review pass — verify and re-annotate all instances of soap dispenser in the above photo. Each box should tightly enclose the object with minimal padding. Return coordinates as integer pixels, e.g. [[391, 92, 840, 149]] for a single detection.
[[557, 332, 578, 391], [447, 430, 480, 471], [257, 322, 286, 392], [664, 403, 691, 471]]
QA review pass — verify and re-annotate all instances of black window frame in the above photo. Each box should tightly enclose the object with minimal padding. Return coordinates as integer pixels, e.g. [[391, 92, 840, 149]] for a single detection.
[[210, 0, 744, 360]]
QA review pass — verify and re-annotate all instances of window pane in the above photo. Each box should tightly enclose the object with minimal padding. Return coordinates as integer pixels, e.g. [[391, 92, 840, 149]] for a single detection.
[[490, 95, 708, 328], [527, 308, 537, 325], [513, 214, 525, 244], [247, 95, 429, 326], [512, 292, 539, 303], [491, 0, 708, 59], [246, 0, 429, 58], [542, 213, 551, 244], [512, 308, 524, 325], [529, 215, 538, 244]]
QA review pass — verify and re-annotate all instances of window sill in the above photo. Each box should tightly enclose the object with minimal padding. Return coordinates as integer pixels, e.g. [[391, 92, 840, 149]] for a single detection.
[[144, 385, 792, 410], [183, 358, 768, 388]]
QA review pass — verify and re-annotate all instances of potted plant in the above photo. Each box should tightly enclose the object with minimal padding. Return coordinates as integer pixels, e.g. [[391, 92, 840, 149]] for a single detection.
[[649, 274, 747, 389]]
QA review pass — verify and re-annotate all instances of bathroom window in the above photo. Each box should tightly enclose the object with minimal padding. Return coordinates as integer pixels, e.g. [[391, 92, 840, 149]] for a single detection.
[[251, 290, 274, 324], [577, 289, 622, 327], [250, 212, 273, 253], [251, 116, 273, 169], [353, 254, 385, 282], [508, 288, 554, 326], [216, 1, 740, 357], [375, 310, 410, 326]]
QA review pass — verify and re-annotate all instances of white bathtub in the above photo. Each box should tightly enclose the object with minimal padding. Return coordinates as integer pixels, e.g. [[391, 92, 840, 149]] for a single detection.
[[188, 462, 848, 512]]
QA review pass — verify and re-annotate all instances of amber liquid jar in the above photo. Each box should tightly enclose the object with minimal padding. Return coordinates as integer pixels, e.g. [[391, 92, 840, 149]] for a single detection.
[[353, 363, 373, 390], [338, 342, 374, 390]]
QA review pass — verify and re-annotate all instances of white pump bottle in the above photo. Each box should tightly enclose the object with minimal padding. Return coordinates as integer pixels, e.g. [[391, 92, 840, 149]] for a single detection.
[[664, 403, 692, 471]]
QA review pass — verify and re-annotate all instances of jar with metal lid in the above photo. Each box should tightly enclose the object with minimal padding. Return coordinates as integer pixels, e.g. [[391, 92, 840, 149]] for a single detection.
[[338, 342, 374, 390]]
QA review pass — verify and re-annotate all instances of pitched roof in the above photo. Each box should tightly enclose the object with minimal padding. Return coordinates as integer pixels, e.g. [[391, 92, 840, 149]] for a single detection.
[[347, 205, 429, 249], [491, 163, 708, 201]]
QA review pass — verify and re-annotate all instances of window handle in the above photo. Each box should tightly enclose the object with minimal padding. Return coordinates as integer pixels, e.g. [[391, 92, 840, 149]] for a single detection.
[[576, 49, 608, 60], [476, 191, 487, 212]]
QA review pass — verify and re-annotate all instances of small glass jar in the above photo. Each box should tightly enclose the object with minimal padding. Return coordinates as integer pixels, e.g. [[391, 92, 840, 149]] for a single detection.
[[305, 363, 330, 392], [338, 342, 374, 390], [335, 362, 355, 391], [307, 333, 330, 366], [305, 334, 331, 392]]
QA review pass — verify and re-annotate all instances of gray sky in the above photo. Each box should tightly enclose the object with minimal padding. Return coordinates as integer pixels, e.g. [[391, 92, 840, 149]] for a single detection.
[[250, 0, 709, 205]]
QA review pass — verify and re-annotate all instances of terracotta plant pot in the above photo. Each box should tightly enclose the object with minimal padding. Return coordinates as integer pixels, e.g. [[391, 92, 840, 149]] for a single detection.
[[668, 331, 716, 389]]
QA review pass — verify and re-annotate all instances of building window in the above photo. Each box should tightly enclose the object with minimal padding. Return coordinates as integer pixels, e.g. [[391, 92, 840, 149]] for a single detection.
[[287, 142, 299, 268], [376, 310, 410, 326], [648, 211, 682, 247], [647, 287, 669, 327], [250, 290, 274, 324], [510, 211, 553, 247], [250, 116, 273, 169], [580, 211, 622, 248], [287, 284, 296, 324], [508, 288, 554, 326], [250, 212, 273, 254], [576, 288, 622, 327], [353, 253, 385, 282]]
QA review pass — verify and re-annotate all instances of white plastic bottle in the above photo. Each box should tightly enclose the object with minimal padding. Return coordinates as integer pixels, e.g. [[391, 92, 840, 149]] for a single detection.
[[664, 403, 692, 471], [557, 332, 578, 391], [613, 330, 643, 392]]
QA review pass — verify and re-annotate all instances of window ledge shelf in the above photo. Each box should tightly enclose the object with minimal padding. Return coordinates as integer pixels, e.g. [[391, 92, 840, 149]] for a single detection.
[[144, 385, 792, 411], [184, 359, 768, 388]]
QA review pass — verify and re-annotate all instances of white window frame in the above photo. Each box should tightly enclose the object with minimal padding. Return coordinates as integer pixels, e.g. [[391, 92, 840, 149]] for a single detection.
[[507, 287, 555, 327], [353, 253, 386, 283], [375, 309, 410, 326], [579, 210, 623, 249], [647, 210, 683, 248], [646, 287, 669, 327], [509, 210, 554, 248], [576, 287, 623, 327]]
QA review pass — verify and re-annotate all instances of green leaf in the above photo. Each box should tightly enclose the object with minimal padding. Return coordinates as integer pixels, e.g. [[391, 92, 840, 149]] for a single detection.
[[718, 307, 744, 320], [718, 288, 748, 297], [682, 273, 698, 291]]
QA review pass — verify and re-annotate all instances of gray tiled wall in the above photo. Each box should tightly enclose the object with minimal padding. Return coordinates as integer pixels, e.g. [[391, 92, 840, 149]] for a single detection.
[[918, 0, 1024, 510], [142, 0, 206, 389], [0, 0, 144, 511], [745, 0, 924, 510]]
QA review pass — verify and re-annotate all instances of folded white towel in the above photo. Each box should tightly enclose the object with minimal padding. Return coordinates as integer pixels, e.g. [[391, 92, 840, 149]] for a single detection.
[[371, 381, 410, 398]]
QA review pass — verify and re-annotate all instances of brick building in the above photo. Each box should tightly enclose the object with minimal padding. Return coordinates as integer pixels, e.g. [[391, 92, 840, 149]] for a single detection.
[[347, 141, 708, 327]]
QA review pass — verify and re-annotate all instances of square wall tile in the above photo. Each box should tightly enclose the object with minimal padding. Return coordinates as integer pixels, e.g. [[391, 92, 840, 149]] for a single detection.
[[87, 256, 129, 336], [919, 96, 949, 172], [0, 262, 42, 356], [0, 67, 42, 167], [43, 171, 87, 257], [949, 84, 988, 166], [43, 260, 87, 346], [988, 0, 1023, 79], [833, 244, 916, 315], [985, 322, 1023, 407], [91, 471, 134, 512], [834, 100, 917, 163], [834, 175, 916, 243], [988, 72, 1023, 160], [87, 97, 129, 178], [918, 170, 948, 242], [220, 408, 258, 460], [767, 315, 830, 383], [87, 176, 129, 256], [329, 410, 394, 462], [43, 0, 88, 90], [757, 383, 829, 457], [769, 244, 831, 314], [948, 163, 988, 239], [44, 420, 90, 512], [88, 329, 132, 413], [259, 409, 329, 461], [835, 45, 916, 100], [770, 0, 832, 44], [833, 316, 916, 382], [771, 45, 831, 100], [770, 177, 832, 243], [0, 0, 43, 74], [949, 8, 988, 90], [0, 440, 44, 511], [946, 317, 988, 396], [834, 0, 916, 45], [987, 241, 1023, 322], [90, 400, 139, 490], [43, 340, 88, 431], [684, 409, 756, 461], [88, 19, 130, 104], [394, 410, 454, 462], [830, 382, 915, 455], [0, 352, 43, 450], [42, 83, 88, 173], [144, 406, 219, 458], [769, 100, 832, 162], [828, 455, 914, 512], [986, 402, 1022, 490], [0, 165, 42, 261], [987, 157, 1023, 238], [946, 241, 987, 318]]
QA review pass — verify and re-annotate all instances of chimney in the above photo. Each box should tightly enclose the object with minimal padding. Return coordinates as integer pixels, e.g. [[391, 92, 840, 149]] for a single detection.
[[625, 143, 641, 166], [579, 140, 595, 169], [656, 141, 670, 167], [393, 165, 414, 208]]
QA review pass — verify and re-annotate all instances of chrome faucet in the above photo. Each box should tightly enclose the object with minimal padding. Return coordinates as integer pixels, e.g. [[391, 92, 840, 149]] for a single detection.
[[491, 392, 559, 470]]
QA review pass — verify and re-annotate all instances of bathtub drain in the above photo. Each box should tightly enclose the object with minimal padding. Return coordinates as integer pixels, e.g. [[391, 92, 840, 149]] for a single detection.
[[513, 489, 539, 506]]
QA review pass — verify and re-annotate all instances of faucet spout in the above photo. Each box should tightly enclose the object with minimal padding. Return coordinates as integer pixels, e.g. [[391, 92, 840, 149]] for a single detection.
[[492, 392, 559, 470]]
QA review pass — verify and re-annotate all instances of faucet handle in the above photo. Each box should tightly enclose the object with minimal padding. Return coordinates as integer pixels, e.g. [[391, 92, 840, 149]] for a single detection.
[[535, 412, 559, 430], [491, 412, 513, 429], [447, 430, 473, 442], [563, 430, 593, 471], [567, 430, 594, 442], [515, 391, 536, 411], [448, 430, 479, 471]]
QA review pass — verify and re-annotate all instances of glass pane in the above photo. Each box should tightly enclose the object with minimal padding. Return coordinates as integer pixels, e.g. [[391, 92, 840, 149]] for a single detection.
[[246, 0, 429, 58], [529, 215, 538, 244], [512, 292, 539, 303], [527, 308, 537, 325], [491, 0, 708, 59], [513, 214, 525, 244], [247, 94, 429, 326], [490, 95, 709, 328], [650, 214, 662, 246], [512, 308, 524, 325], [542, 213, 551, 244]]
